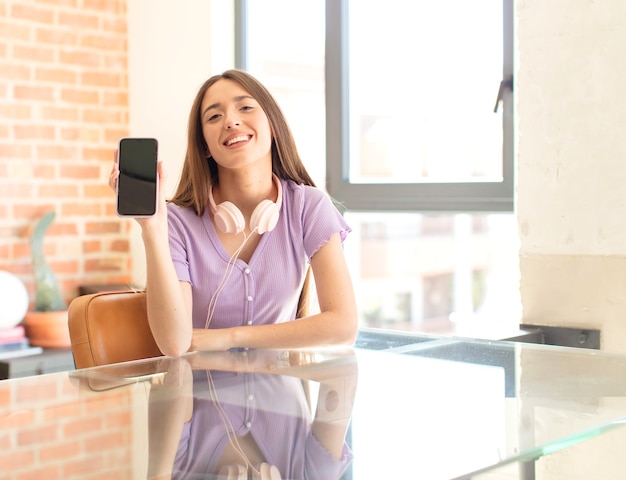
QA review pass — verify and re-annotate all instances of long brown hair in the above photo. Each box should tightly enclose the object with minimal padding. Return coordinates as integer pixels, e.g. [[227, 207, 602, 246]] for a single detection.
[[169, 70, 316, 315], [169, 69, 316, 216]]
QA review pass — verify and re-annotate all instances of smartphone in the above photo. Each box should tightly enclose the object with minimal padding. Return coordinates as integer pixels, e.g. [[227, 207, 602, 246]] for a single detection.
[[116, 137, 158, 217]]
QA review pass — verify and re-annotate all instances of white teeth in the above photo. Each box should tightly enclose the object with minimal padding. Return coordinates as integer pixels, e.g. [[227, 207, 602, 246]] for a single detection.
[[226, 135, 248, 146]]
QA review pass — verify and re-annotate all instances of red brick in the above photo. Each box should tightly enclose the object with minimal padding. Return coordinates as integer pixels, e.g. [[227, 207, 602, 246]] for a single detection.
[[63, 415, 103, 438], [0, 20, 31, 41], [12, 43, 55, 62], [102, 15, 127, 34], [105, 410, 132, 429], [39, 440, 82, 463], [109, 239, 129, 252], [0, 406, 34, 428], [42, 401, 83, 422], [104, 128, 127, 143], [85, 221, 121, 235], [0, 102, 32, 119], [0, 62, 31, 80], [0, 142, 32, 159], [13, 124, 56, 140], [40, 105, 80, 122], [47, 221, 79, 236], [59, 49, 100, 68], [35, 27, 78, 45], [10, 4, 55, 23], [82, 108, 125, 124], [13, 84, 54, 101], [0, 449, 36, 472], [38, 183, 80, 198], [36, 144, 80, 160], [82, 239, 101, 253], [59, 164, 100, 179], [84, 183, 113, 198], [60, 126, 101, 142], [49, 260, 79, 275], [28, 164, 56, 179], [62, 202, 102, 217], [14, 465, 63, 480], [84, 430, 128, 453], [58, 11, 99, 29], [60, 87, 100, 104], [0, 182, 35, 197], [102, 52, 127, 70], [35, 66, 78, 84], [81, 71, 124, 88], [63, 454, 105, 478], [81, 33, 126, 50], [102, 90, 128, 106], [84, 0, 126, 13], [18, 424, 58, 446], [85, 258, 125, 273]]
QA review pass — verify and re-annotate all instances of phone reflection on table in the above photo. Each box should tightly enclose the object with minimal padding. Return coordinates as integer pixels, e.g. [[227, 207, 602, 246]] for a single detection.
[[146, 350, 358, 480]]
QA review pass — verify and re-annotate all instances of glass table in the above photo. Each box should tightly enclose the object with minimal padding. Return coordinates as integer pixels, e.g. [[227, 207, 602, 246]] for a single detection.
[[2, 328, 626, 479]]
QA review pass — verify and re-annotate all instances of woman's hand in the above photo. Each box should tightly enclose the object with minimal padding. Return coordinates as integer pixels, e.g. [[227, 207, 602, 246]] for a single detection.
[[109, 149, 168, 231]]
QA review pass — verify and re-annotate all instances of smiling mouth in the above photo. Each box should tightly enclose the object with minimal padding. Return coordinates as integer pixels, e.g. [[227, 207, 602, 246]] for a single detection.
[[224, 135, 250, 146]]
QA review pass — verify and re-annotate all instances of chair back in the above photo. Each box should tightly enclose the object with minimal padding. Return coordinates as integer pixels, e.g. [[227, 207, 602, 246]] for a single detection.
[[68, 291, 162, 369]]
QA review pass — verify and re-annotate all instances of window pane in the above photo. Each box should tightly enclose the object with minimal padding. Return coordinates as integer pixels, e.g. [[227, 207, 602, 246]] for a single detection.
[[246, 1, 326, 185], [348, 1, 504, 184], [343, 212, 521, 335]]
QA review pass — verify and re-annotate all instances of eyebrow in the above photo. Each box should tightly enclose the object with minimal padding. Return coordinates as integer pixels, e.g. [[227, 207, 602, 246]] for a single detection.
[[202, 95, 255, 118]]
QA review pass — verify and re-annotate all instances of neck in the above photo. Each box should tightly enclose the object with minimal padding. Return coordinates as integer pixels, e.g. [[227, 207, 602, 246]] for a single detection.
[[214, 169, 276, 214]]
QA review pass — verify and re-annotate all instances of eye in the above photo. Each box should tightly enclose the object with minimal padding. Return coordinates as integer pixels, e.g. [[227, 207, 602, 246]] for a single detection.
[[205, 113, 220, 122], [240, 105, 254, 112]]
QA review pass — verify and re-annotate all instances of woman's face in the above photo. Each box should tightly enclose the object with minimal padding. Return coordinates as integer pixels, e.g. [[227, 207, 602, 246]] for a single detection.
[[200, 78, 273, 171]]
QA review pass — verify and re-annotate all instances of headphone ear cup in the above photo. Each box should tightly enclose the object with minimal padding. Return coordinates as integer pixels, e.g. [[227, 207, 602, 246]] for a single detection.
[[256, 463, 281, 480], [250, 200, 280, 235], [214, 201, 245, 234], [218, 464, 247, 480]]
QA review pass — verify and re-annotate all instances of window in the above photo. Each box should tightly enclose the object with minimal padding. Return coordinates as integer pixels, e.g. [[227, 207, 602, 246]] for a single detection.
[[325, 0, 514, 212], [237, 0, 520, 335], [237, 0, 327, 186]]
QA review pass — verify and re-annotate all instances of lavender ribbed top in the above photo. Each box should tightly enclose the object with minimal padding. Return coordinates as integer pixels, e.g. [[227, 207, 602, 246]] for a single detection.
[[167, 179, 351, 329], [172, 370, 353, 479]]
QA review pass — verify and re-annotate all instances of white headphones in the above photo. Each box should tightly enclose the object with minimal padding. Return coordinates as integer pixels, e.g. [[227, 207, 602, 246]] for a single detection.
[[209, 174, 282, 235], [218, 462, 281, 480]]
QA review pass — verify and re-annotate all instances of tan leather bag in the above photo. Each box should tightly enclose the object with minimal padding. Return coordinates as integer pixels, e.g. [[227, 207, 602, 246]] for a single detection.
[[68, 291, 162, 369]]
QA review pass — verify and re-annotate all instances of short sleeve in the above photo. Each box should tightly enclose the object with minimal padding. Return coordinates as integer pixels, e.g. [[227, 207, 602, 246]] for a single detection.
[[298, 185, 351, 260], [167, 204, 193, 284]]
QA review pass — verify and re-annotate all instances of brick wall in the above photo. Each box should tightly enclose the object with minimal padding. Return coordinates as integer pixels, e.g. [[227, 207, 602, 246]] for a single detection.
[[0, 373, 145, 478], [0, 0, 133, 308]]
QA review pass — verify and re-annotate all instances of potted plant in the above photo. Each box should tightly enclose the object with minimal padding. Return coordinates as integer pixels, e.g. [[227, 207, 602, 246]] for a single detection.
[[22, 211, 71, 348]]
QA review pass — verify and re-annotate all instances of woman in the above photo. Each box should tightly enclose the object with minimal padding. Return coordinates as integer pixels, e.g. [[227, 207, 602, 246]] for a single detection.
[[110, 69, 357, 357]]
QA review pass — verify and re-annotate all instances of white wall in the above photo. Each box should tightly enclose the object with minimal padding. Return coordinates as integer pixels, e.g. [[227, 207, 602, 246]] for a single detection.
[[517, 0, 626, 353], [516, 4, 626, 471], [126, 0, 234, 285]]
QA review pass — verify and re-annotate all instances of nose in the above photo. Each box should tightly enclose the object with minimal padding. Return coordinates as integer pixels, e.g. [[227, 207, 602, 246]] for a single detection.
[[224, 111, 241, 129]]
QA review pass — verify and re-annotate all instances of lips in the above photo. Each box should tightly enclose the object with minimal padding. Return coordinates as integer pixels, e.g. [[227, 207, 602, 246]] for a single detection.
[[224, 134, 251, 146]]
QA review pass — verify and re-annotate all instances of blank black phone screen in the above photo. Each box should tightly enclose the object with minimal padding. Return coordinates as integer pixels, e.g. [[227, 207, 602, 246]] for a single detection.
[[117, 138, 158, 216]]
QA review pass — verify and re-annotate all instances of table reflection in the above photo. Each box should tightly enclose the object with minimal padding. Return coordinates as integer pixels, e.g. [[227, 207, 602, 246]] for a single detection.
[[80, 349, 358, 480]]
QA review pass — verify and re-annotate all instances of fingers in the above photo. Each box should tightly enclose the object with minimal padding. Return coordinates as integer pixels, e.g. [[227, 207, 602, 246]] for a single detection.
[[109, 149, 119, 191], [109, 163, 119, 191]]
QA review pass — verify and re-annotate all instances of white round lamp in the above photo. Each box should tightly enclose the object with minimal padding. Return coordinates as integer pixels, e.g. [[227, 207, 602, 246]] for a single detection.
[[0, 271, 29, 329]]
